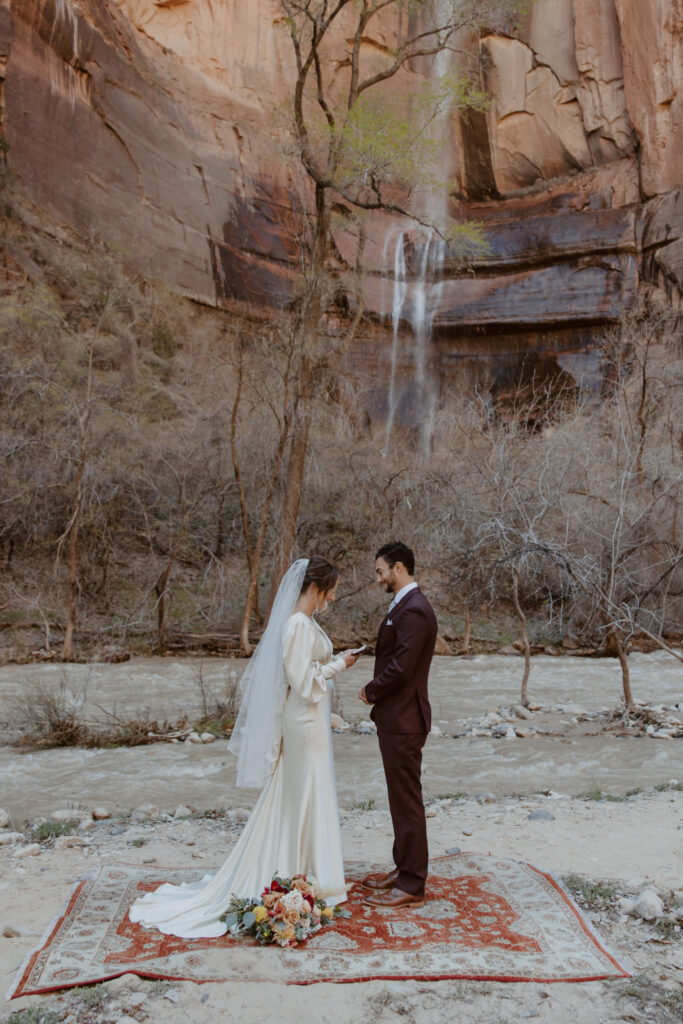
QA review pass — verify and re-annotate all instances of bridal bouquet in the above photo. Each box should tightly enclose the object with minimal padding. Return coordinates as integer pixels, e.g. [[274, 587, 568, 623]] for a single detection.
[[222, 875, 350, 947]]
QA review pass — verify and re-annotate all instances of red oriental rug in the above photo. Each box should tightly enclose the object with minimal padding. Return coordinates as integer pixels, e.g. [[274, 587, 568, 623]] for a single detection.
[[9, 854, 629, 996]]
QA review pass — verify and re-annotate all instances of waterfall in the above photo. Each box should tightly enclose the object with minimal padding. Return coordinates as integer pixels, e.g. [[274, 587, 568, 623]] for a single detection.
[[383, 232, 407, 453], [380, 0, 455, 456], [381, 230, 446, 456]]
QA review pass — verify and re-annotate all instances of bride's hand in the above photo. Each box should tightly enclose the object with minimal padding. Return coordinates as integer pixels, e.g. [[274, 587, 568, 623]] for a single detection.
[[342, 651, 358, 668]]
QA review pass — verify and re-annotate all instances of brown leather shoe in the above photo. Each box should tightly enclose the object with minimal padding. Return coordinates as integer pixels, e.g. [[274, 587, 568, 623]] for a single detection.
[[363, 887, 425, 909], [362, 869, 400, 890]]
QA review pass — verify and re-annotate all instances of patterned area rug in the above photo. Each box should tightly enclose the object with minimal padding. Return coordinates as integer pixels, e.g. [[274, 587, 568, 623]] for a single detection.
[[10, 854, 629, 996]]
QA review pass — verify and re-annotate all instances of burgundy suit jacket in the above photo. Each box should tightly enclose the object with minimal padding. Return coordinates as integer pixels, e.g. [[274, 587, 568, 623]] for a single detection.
[[365, 586, 437, 734]]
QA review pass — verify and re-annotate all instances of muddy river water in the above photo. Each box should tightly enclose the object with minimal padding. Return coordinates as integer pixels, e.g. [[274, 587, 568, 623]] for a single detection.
[[0, 652, 680, 821]]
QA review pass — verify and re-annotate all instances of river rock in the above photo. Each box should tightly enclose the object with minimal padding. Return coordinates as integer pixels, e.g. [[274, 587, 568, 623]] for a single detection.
[[356, 720, 377, 734], [515, 726, 534, 738], [51, 809, 86, 823], [330, 714, 350, 731], [174, 805, 193, 819], [92, 807, 111, 820], [132, 804, 158, 821], [14, 843, 41, 858], [107, 974, 144, 993], [0, 832, 24, 845], [514, 705, 532, 720], [0, 809, 10, 829], [54, 835, 89, 850], [617, 897, 635, 914], [527, 809, 556, 822], [187, 732, 203, 744], [634, 889, 664, 921], [556, 704, 588, 716]]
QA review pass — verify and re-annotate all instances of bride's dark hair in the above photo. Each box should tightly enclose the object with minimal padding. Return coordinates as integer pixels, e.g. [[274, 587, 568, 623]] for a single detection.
[[300, 556, 339, 596]]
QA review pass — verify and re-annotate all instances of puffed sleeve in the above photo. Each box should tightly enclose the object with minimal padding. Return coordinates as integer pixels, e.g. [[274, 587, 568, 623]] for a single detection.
[[283, 616, 346, 704]]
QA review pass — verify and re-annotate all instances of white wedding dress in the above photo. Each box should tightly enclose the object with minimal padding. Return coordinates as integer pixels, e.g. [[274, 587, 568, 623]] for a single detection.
[[128, 612, 348, 938]]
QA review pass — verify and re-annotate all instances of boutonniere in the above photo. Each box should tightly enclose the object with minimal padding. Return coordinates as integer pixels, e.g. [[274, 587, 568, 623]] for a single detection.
[[386, 619, 394, 626]]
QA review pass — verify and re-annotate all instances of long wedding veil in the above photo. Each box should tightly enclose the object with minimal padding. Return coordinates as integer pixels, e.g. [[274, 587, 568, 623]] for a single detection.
[[228, 558, 309, 789]]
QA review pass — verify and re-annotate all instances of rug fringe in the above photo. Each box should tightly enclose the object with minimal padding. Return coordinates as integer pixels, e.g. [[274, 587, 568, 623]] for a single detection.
[[5, 867, 102, 1001]]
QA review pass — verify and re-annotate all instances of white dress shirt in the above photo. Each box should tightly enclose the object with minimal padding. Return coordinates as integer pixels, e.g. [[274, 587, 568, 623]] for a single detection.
[[388, 580, 418, 613]]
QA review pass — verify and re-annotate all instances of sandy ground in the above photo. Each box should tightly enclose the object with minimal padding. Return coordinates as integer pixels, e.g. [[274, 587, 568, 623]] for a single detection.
[[1, 653, 682, 1022], [1, 790, 682, 1024]]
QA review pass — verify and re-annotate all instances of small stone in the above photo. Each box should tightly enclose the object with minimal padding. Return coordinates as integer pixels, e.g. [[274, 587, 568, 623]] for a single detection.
[[92, 807, 111, 820], [556, 703, 587, 716], [3, 924, 21, 938], [51, 809, 85, 823], [514, 705, 532, 720], [634, 890, 664, 921], [174, 805, 193, 819], [356, 720, 377, 734], [430, 725, 445, 736], [527, 809, 555, 822], [110, 825, 128, 836], [515, 726, 534, 738], [200, 732, 216, 743], [54, 835, 89, 850], [492, 723, 509, 738], [0, 832, 24, 845], [132, 804, 158, 821], [187, 731, 203, 744], [14, 843, 41, 858], [616, 897, 635, 915], [425, 808, 437, 818], [652, 730, 673, 740], [0, 809, 10, 829], [106, 974, 143, 993], [125, 992, 147, 1007], [330, 713, 350, 731], [462, 830, 473, 836], [446, 846, 461, 855]]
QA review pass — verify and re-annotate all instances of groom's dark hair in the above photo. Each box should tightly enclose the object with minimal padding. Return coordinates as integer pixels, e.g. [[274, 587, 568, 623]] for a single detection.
[[375, 542, 415, 576]]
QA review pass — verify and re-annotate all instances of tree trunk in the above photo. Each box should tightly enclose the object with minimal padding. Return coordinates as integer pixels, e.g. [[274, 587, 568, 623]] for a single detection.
[[462, 604, 471, 655], [512, 568, 531, 706], [266, 411, 311, 612], [609, 628, 633, 709], [154, 560, 173, 654]]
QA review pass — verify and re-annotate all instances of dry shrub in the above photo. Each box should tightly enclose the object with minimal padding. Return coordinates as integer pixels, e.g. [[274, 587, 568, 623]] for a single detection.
[[7, 672, 93, 747]]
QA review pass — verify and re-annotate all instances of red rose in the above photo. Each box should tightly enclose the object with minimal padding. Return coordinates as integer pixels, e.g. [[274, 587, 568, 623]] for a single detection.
[[270, 881, 284, 892], [303, 894, 314, 908]]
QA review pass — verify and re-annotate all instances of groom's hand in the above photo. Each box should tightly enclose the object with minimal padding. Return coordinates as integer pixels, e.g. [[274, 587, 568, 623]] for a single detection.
[[358, 686, 370, 705]]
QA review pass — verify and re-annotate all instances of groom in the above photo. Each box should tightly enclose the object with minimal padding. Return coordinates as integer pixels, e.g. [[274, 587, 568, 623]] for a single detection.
[[358, 541, 437, 908]]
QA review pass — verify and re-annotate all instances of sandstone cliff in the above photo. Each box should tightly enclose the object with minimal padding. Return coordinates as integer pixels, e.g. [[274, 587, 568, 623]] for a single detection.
[[1, 0, 681, 400]]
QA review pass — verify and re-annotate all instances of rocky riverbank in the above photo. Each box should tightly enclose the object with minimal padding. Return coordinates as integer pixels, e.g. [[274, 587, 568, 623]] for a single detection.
[[1, 787, 682, 1024]]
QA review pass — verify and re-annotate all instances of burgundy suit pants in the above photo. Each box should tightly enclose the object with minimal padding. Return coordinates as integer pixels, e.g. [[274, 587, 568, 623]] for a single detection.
[[377, 730, 428, 895]]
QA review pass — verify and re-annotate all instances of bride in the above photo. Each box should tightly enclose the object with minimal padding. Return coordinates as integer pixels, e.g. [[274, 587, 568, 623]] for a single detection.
[[128, 556, 358, 938]]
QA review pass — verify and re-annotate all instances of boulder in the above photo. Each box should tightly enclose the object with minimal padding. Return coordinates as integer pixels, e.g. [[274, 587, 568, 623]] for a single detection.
[[92, 807, 112, 820], [634, 889, 664, 921], [14, 843, 41, 858]]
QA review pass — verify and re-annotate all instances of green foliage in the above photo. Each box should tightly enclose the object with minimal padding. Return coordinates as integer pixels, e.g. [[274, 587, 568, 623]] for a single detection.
[[31, 820, 76, 842], [69, 984, 106, 1009], [3, 1010, 62, 1024], [352, 799, 376, 811], [562, 874, 617, 907], [336, 73, 487, 195]]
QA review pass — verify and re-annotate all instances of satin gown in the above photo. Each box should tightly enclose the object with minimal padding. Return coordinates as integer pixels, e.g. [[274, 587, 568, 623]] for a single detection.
[[128, 612, 347, 938]]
